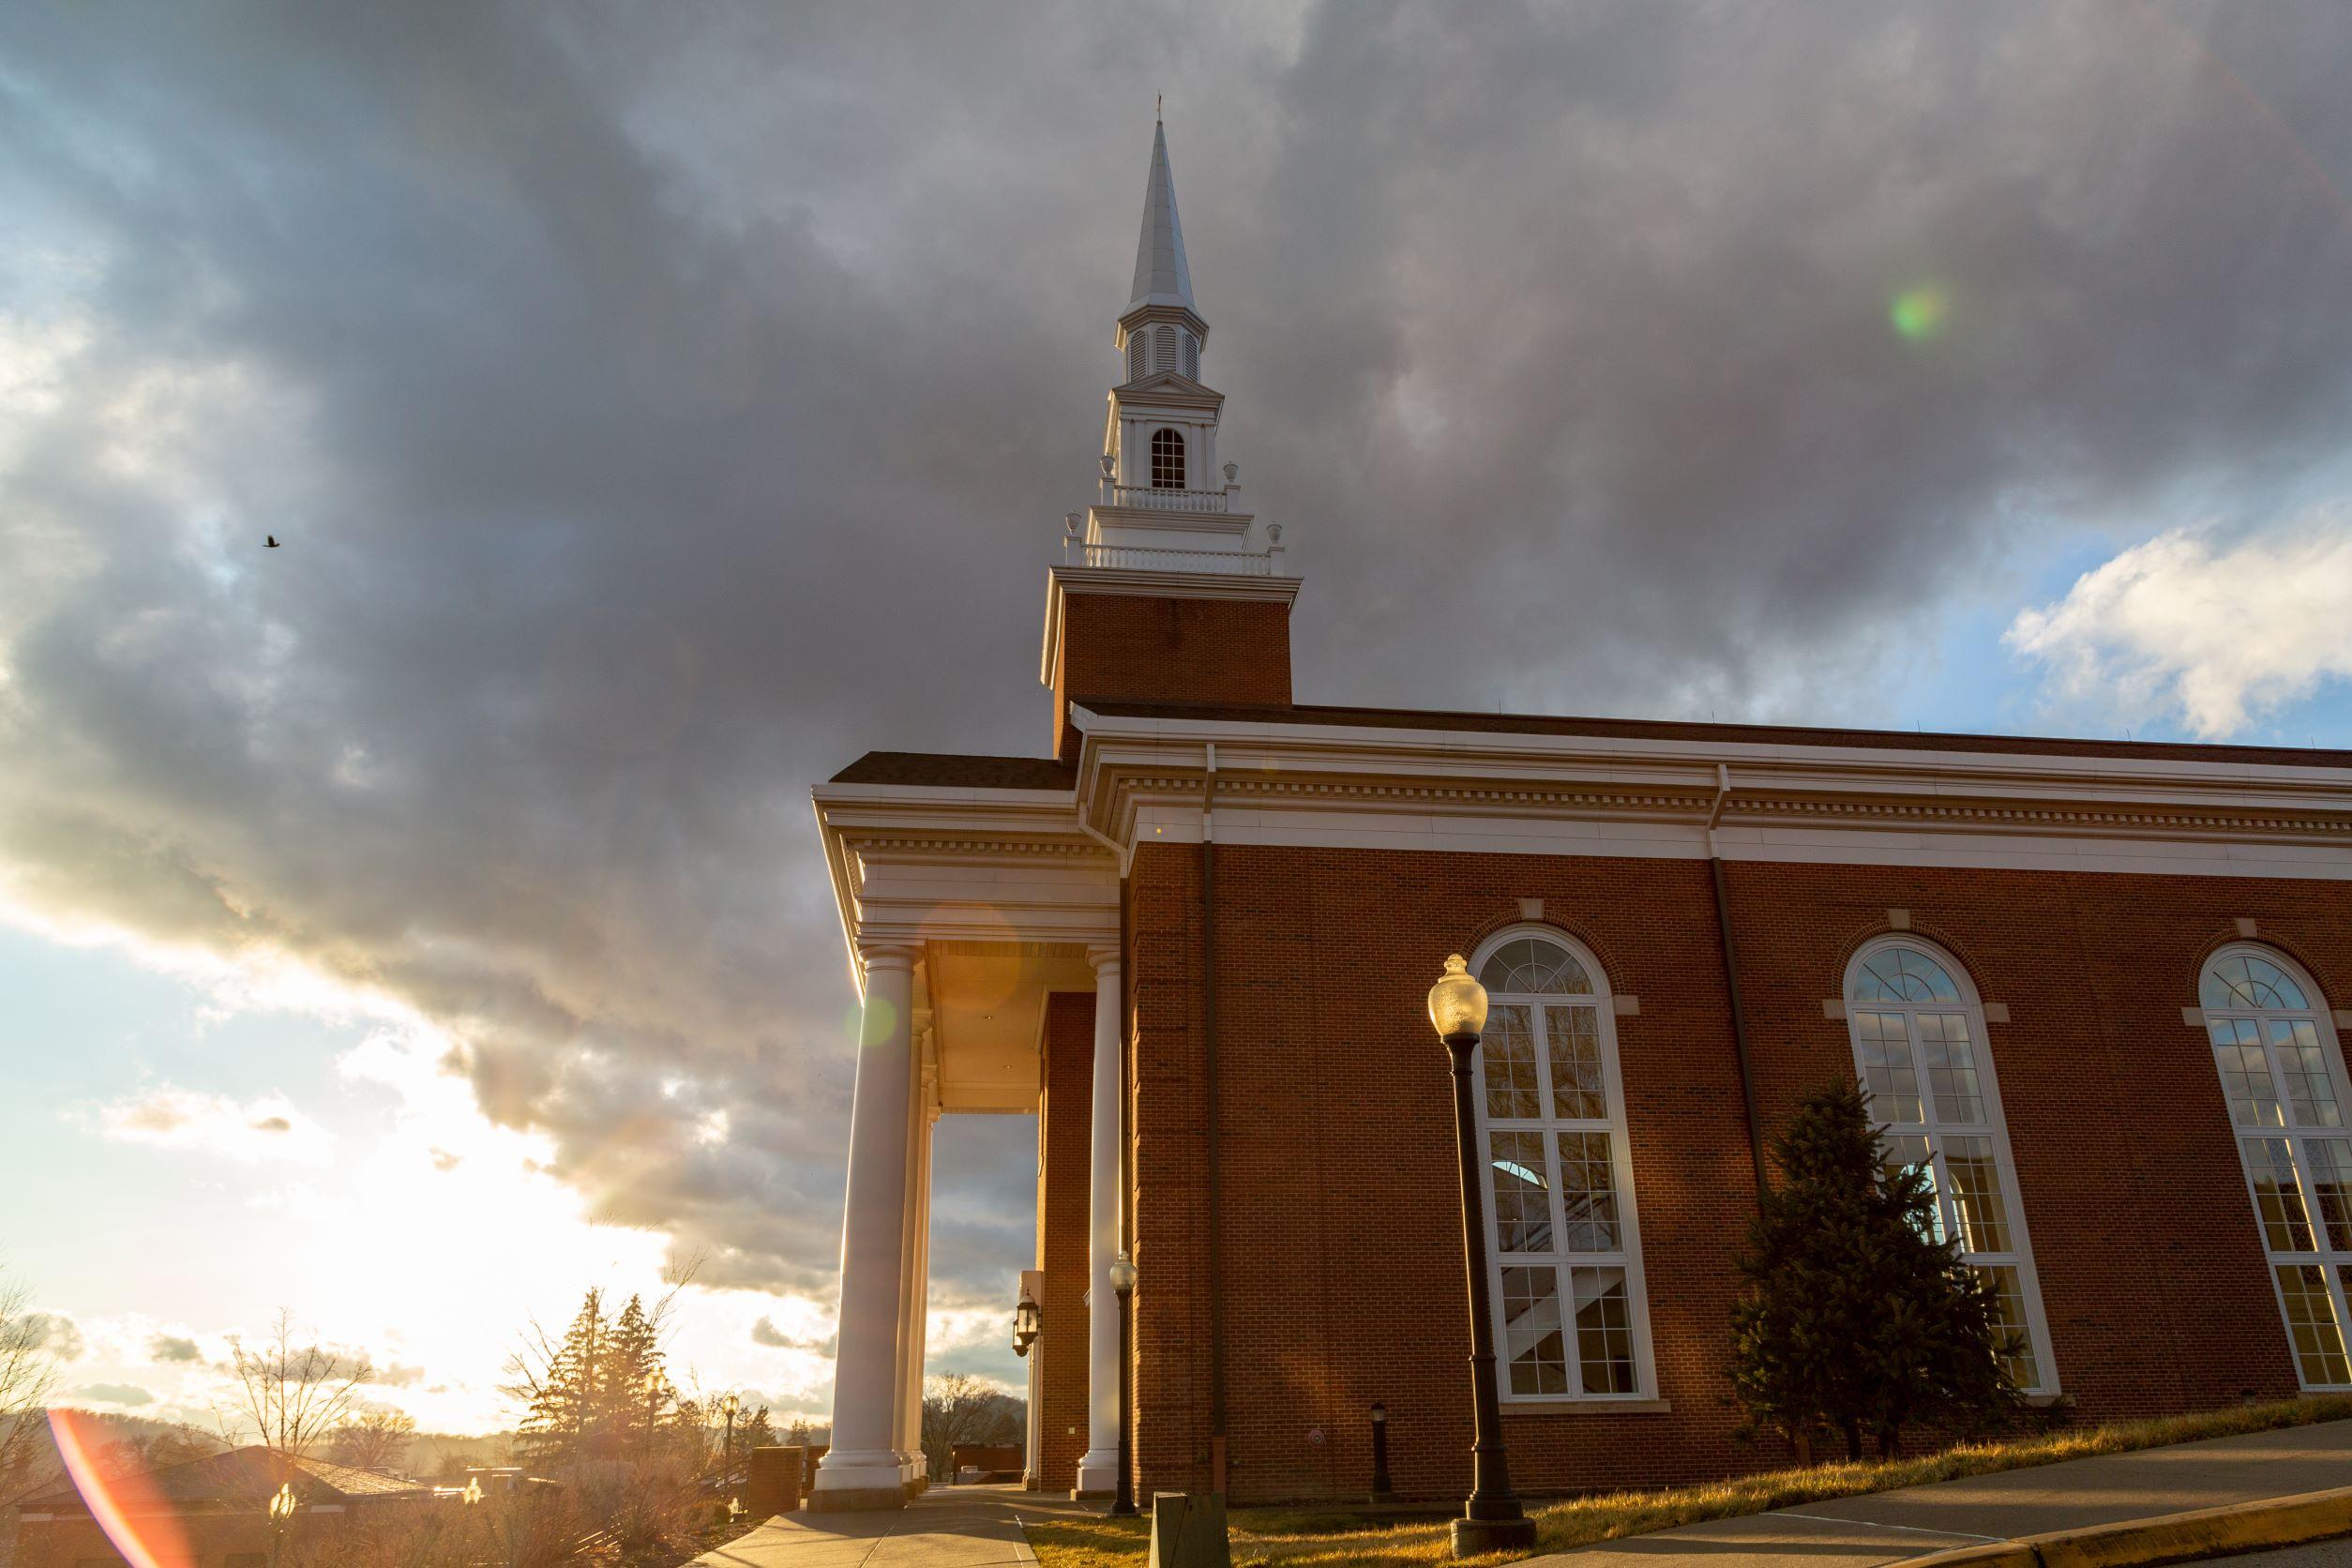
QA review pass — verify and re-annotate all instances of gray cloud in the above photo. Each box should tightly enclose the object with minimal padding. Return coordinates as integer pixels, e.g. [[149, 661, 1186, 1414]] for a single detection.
[[148, 1334, 203, 1364], [2, 0, 2350, 1324], [749, 1318, 836, 1356], [72, 1384, 154, 1408], [25, 1314, 85, 1363]]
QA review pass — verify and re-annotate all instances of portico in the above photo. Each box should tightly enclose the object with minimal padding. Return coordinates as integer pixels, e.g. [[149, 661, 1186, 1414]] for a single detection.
[[807, 762, 1125, 1508]]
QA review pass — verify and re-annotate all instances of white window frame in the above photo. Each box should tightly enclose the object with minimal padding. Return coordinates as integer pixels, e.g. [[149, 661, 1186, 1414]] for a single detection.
[[1149, 426, 1186, 490], [1468, 925, 1659, 1407], [1842, 935, 2060, 1395], [2196, 942, 2352, 1391]]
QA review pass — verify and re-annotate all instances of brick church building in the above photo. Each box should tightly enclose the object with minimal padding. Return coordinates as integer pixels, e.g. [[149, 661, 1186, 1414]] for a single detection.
[[807, 119, 2352, 1509]]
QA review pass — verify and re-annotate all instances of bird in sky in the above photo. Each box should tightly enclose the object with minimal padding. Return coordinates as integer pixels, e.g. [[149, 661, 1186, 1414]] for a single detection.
[[266, 535, 281, 548]]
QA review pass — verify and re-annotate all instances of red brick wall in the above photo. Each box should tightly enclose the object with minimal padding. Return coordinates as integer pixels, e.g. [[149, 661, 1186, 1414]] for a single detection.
[[1036, 989, 1095, 1492], [1052, 594, 1291, 757], [1126, 843, 2345, 1503]]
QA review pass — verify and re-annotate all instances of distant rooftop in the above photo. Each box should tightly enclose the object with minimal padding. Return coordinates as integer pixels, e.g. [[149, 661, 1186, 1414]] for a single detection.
[[24, 1444, 432, 1511]]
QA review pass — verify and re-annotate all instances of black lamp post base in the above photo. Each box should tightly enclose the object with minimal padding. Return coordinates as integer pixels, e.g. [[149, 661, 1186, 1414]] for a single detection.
[[1451, 1515, 1539, 1556]]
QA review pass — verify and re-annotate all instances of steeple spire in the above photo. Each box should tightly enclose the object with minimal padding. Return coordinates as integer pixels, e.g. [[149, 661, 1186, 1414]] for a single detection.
[[1127, 117, 1195, 315]]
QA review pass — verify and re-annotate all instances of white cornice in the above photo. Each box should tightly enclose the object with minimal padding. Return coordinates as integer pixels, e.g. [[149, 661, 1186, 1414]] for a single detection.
[[812, 782, 1114, 995], [807, 706, 2352, 988], [1066, 704, 2352, 882]]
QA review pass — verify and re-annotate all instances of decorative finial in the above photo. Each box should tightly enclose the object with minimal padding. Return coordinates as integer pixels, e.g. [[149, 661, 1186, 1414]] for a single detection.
[[1064, 511, 1081, 536], [1156, 93, 1163, 122]]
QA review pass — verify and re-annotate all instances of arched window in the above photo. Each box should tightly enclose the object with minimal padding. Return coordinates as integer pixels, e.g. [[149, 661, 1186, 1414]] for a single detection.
[[1150, 429, 1185, 490], [1126, 334, 1146, 383], [1181, 331, 1199, 380], [2199, 945, 2352, 1388], [1153, 324, 1176, 374], [1845, 938, 2056, 1393], [1470, 929, 1654, 1401]]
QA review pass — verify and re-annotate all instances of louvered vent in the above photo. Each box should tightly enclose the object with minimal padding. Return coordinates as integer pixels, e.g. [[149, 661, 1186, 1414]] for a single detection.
[[1182, 332, 1199, 380]]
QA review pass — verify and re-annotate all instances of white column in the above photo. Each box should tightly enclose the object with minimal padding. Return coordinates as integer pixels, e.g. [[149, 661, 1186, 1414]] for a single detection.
[[814, 946, 916, 1506], [890, 1034, 924, 1484], [1075, 946, 1123, 1495], [903, 1107, 935, 1487]]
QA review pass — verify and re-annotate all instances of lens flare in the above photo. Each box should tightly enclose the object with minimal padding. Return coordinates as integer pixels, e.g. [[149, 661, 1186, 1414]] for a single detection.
[[47, 1410, 198, 1568], [1890, 285, 1950, 341]]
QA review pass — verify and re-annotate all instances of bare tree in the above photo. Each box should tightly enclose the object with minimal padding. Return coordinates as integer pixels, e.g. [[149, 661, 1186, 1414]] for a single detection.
[[327, 1410, 416, 1471], [223, 1309, 373, 1456], [918, 1373, 1023, 1482], [0, 1267, 64, 1503]]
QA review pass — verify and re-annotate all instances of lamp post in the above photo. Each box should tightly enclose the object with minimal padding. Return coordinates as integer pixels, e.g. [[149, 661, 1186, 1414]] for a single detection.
[[1108, 1250, 1138, 1518], [266, 1480, 297, 1568], [722, 1392, 740, 1489], [1428, 954, 1537, 1557]]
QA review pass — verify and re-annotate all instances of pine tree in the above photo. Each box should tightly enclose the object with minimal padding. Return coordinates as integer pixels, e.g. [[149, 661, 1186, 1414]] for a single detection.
[[738, 1404, 776, 1453], [607, 1295, 667, 1452], [1729, 1081, 2022, 1462], [510, 1289, 612, 1469]]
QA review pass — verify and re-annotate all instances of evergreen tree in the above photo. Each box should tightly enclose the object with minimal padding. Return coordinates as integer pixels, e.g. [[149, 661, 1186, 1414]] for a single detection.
[[510, 1289, 612, 1469], [607, 1295, 668, 1451], [1729, 1081, 2022, 1461], [738, 1404, 776, 1453]]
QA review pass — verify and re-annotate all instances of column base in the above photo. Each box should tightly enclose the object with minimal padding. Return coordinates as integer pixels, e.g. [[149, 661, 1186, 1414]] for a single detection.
[[812, 1451, 910, 1512], [1450, 1516, 1538, 1556], [1075, 1451, 1118, 1496]]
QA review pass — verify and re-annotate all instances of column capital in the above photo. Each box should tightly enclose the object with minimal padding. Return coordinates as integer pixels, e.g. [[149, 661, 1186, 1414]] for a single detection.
[[1085, 943, 1123, 975], [860, 943, 918, 975]]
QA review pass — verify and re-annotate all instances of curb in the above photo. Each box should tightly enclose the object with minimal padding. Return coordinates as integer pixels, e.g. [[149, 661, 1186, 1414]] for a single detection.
[[1902, 1484, 2352, 1568]]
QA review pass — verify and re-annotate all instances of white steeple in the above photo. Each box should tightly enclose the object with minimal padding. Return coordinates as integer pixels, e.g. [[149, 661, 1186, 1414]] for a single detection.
[[1050, 113, 1296, 577], [1114, 113, 1210, 386], [1127, 116, 1196, 316]]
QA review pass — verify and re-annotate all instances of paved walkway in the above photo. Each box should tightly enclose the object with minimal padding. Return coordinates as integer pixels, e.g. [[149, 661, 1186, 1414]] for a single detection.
[[687, 1485, 1037, 1568], [688, 1423, 2352, 1567], [1524, 1419, 2352, 1567]]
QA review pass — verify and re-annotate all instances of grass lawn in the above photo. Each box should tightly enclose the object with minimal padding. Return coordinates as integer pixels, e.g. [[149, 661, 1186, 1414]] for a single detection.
[[1020, 1395, 2352, 1568]]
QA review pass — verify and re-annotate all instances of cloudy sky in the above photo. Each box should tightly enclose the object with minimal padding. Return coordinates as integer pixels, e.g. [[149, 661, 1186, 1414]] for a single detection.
[[4, 1, 2352, 1435]]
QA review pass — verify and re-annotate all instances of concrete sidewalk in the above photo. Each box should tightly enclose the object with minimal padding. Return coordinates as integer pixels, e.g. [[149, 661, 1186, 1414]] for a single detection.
[[1523, 1419, 2352, 1568], [686, 1485, 1036, 1568]]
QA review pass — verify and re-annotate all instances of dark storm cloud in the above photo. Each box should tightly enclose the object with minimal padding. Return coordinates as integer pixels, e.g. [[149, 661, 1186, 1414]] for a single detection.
[[3, 1, 2351, 1309]]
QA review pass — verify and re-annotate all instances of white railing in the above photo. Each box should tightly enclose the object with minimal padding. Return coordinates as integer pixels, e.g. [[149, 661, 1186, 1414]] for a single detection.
[[1100, 484, 1229, 514], [1074, 541, 1276, 576]]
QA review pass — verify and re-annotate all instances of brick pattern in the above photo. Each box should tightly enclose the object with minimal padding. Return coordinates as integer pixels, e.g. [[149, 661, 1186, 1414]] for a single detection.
[[1123, 844, 2346, 1503], [1036, 990, 1095, 1492], [1052, 593, 1292, 758]]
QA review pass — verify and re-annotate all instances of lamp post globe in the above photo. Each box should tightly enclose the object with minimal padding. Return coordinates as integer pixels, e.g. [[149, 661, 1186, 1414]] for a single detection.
[[1014, 1293, 1041, 1358], [1428, 954, 1536, 1557]]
